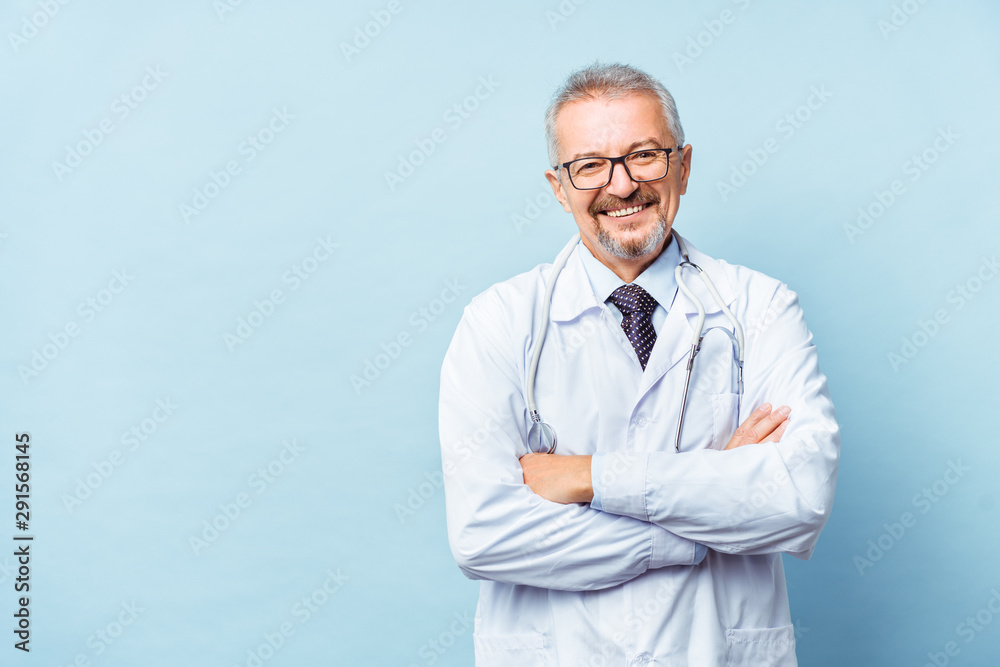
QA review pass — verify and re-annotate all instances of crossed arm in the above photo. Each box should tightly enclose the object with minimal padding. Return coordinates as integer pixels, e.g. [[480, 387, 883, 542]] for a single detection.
[[440, 294, 706, 591], [440, 283, 839, 590], [520, 402, 792, 504]]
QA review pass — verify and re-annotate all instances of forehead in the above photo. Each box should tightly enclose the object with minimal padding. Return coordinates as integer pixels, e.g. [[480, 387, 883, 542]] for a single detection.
[[556, 93, 671, 159]]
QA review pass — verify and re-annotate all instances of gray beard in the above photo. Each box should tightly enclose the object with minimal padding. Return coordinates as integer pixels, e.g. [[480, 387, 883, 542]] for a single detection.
[[595, 210, 668, 259]]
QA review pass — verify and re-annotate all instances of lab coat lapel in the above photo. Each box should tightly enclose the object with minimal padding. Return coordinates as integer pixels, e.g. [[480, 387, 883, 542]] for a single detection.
[[637, 290, 693, 395], [638, 234, 738, 396], [548, 244, 646, 373], [546, 234, 738, 397], [548, 246, 601, 323]]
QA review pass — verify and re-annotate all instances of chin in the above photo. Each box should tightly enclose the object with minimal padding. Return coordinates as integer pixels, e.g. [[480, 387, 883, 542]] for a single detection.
[[596, 217, 668, 260]]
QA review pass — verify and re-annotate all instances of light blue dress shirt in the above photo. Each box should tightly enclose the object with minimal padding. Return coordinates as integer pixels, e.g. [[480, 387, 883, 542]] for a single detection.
[[576, 235, 708, 564], [575, 232, 681, 332]]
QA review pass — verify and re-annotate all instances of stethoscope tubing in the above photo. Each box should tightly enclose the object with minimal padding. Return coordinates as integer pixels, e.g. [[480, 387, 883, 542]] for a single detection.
[[526, 230, 744, 455]]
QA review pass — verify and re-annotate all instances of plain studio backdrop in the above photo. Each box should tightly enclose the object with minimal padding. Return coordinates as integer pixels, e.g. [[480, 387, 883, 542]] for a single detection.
[[2, 1, 999, 665]]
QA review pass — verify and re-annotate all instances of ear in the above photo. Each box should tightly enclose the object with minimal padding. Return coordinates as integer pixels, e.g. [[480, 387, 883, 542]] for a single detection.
[[545, 169, 573, 213], [678, 144, 693, 196]]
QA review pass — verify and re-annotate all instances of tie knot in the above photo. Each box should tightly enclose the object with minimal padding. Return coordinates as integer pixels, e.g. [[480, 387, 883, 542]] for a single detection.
[[608, 284, 658, 316]]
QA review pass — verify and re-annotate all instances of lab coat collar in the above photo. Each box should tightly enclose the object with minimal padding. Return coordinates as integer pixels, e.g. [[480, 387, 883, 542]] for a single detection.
[[548, 230, 738, 390], [575, 233, 681, 315], [674, 233, 738, 315], [548, 231, 736, 322]]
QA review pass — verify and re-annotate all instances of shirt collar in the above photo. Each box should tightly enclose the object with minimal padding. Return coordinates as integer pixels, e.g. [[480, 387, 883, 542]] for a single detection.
[[547, 231, 736, 323], [576, 233, 681, 312]]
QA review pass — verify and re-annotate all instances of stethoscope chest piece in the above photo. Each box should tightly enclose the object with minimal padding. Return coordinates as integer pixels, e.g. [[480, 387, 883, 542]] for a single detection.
[[527, 417, 557, 454], [526, 230, 744, 456]]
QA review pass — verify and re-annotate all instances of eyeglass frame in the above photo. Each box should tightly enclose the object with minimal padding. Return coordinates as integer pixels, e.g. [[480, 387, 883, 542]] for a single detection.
[[554, 147, 681, 191]]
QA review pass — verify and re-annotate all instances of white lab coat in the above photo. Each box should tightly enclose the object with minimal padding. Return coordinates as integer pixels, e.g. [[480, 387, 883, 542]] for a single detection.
[[438, 232, 840, 666]]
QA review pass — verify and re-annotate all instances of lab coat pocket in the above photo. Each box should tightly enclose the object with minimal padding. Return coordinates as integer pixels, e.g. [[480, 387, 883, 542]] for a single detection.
[[710, 392, 740, 450], [725, 624, 797, 666], [472, 633, 553, 667]]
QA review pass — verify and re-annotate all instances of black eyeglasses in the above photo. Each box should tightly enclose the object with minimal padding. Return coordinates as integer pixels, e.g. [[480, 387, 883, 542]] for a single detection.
[[555, 148, 678, 190]]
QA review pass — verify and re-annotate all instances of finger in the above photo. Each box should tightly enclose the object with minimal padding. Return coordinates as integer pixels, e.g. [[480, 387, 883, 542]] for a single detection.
[[739, 405, 790, 446], [735, 403, 772, 436], [761, 418, 789, 444], [726, 404, 772, 450], [756, 406, 790, 440]]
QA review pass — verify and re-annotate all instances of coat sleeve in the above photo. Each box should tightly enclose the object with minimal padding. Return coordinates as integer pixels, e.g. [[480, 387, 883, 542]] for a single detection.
[[592, 282, 840, 559], [440, 290, 704, 592]]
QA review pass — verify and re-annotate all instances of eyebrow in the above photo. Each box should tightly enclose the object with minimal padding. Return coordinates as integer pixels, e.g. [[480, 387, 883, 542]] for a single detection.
[[568, 137, 664, 162]]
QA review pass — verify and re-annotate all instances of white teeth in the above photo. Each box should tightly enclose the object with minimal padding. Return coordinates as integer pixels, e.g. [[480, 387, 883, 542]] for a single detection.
[[605, 204, 645, 218]]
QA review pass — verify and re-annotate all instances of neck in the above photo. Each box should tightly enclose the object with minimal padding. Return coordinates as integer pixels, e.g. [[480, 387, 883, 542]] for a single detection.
[[582, 234, 673, 283]]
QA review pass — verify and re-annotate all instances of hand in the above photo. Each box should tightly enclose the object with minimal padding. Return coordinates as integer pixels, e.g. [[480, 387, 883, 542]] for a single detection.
[[519, 453, 593, 504], [725, 403, 790, 450]]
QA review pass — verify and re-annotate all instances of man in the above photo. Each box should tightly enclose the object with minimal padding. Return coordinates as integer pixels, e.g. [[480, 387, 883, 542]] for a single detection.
[[438, 63, 839, 666]]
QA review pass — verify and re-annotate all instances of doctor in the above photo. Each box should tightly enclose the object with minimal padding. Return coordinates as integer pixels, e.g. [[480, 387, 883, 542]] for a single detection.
[[438, 63, 839, 666]]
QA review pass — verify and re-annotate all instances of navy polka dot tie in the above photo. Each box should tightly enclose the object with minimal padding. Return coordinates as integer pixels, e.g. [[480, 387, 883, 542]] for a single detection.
[[608, 284, 658, 370]]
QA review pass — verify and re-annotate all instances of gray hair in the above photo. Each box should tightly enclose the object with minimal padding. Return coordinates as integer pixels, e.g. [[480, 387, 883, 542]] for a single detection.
[[544, 62, 685, 168]]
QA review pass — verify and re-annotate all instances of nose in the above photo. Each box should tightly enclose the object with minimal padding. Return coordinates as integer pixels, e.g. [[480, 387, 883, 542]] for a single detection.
[[603, 160, 638, 199]]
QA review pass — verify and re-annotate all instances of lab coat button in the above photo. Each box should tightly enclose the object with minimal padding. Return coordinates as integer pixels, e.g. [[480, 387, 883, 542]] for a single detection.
[[635, 414, 648, 428], [630, 653, 652, 666]]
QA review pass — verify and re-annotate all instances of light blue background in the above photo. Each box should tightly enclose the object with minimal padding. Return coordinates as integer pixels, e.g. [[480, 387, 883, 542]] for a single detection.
[[2, 1, 999, 665]]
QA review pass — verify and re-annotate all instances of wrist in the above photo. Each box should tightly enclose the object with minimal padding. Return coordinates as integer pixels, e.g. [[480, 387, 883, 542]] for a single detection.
[[577, 455, 593, 503]]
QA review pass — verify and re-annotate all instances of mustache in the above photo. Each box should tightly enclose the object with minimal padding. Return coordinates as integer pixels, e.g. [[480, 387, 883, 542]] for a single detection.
[[589, 190, 659, 217]]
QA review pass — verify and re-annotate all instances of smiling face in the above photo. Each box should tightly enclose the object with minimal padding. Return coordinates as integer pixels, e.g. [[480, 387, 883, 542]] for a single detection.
[[545, 93, 692, 279]]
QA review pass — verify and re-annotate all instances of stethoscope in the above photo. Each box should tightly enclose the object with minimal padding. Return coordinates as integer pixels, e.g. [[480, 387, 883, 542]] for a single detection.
[[526, 229, 745, 455]]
